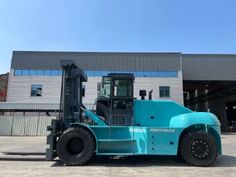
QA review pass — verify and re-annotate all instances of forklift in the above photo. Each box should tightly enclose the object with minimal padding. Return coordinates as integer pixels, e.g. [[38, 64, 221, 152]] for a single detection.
[[46, 60, 222, 166]]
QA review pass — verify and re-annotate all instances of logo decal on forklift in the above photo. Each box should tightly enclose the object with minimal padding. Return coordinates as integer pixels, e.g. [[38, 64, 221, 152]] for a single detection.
[[150, 128, 175, 133], [129, 128, 146, 133]]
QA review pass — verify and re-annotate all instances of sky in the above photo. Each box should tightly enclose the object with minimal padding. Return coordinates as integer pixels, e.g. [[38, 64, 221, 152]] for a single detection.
[[0, 0, 236, 74]]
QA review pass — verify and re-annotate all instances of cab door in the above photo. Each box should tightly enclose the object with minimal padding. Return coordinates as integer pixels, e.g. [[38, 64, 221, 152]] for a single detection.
[[109, 77, 134, 126]]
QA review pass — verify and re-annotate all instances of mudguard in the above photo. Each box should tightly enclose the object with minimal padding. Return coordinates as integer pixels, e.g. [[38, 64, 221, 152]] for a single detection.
[[169, 112, 222, 155], [169, 112, 221, 128]]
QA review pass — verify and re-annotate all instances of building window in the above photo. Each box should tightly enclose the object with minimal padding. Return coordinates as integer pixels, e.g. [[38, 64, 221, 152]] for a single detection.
[[31, 84, 42, 96], [159, 86, 170, 98], [36, 70, 44, 76], [21, 70, 29, 76], [29, 70, 36, 75], [14, 69, 177, 78], [14, 70, 22, 76], [51, 70, 58, 76], [44, 70, 51, 76], [14, 69, 63, 76]]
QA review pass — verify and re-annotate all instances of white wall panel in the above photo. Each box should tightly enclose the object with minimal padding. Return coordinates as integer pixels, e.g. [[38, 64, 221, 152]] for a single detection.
[[0, 115, 56, 136], [11, 116, 25, 136], [25, 117, 39, 136], [7, 70, 183, 105], [0, 116, 13, 135], [37, 116, 56, 136], [7, 70, 61, 103]]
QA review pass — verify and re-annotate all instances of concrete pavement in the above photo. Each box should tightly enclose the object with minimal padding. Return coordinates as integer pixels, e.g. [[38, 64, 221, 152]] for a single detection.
[[0, 134, 235, 177]]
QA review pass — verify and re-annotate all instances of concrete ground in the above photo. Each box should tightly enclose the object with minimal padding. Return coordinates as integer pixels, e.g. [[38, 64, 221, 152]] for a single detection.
[[0, 134, 235, 177]]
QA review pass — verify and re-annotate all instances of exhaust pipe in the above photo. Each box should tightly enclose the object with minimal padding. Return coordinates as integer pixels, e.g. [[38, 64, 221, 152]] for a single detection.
[[149, 90, 153, 100]]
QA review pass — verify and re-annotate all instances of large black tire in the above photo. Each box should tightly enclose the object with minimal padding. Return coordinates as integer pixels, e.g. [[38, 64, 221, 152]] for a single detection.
[[180, 131, 217, 167], [56, 127, 95, 166]]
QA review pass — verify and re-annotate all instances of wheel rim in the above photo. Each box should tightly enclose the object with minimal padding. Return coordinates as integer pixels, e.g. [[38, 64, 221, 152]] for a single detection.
[[67, 138, 84, 155], [190, 139, 210, 160]]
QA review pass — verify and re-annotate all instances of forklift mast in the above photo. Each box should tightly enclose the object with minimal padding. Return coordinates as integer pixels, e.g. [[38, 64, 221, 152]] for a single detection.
[[59, 60, 87, 128]]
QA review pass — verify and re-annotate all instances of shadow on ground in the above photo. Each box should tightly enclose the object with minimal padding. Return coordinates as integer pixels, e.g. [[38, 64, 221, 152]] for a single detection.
[[51, 154, 236, 168], [213, 155, 236, 167], [3, 152, 45, 156], [51, 155, 186, 167], [0, 152, 45, 161], [0, 152, 236, 168]]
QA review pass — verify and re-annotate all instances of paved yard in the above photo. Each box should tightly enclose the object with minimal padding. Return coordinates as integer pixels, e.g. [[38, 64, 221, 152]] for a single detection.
[[0, 134, 235, 177]]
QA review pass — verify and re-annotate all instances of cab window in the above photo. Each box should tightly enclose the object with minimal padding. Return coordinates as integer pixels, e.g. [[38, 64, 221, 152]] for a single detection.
[[113, 80, 132, 97]]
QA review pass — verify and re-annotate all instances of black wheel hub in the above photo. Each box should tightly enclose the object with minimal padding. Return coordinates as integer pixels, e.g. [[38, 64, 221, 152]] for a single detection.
[[190, 139, 210, 160], [67, 138, 84, 155]]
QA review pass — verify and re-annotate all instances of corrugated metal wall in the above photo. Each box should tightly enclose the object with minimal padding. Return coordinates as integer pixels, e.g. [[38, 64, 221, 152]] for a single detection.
[[0, 116, 12, 135], [182, 54, 236, 81], [12, 51, 181, 71], [0, 116, 55, 136]]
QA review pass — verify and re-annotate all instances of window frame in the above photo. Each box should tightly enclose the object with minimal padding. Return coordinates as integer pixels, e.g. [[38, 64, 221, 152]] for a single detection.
[[30, 84, 43, 97], [113, 79, 133, 98], [159, 86, 170, 98]]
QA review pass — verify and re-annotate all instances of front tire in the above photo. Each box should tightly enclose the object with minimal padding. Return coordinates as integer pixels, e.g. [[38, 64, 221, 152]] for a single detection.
[[180, 131, 217, 166], [56, 127, 95, 166]]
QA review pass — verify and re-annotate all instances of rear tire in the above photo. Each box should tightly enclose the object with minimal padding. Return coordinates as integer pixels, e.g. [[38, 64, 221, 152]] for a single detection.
[[180, 131, 217, 167], [56, 127, 95, 166]]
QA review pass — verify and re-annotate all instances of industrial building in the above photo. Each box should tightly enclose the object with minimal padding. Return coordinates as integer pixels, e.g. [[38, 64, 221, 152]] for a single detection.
[[1, 51, 236, 135]]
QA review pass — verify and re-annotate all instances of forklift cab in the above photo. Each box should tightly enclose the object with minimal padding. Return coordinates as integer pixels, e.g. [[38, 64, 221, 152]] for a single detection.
[[96, 73, 134, 125]]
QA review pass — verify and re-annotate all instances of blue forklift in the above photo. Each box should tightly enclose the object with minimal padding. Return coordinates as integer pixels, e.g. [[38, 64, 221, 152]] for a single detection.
[[46, 61, 222, 166]]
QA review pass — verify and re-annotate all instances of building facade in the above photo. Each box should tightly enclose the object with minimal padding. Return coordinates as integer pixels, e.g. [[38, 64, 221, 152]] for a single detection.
[[4, 51, 236, 132], [182, 54, 236, 131], [7, 52, 183, 107]]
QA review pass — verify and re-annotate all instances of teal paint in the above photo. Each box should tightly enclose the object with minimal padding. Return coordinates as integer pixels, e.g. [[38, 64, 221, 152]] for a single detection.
[[133, 100, 192, 127], [83, 109, 108, 126], [169, 112, 221, 127], [77, 100, 222, 156]]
